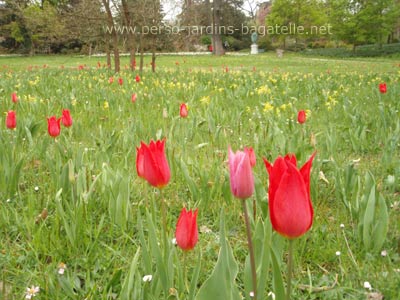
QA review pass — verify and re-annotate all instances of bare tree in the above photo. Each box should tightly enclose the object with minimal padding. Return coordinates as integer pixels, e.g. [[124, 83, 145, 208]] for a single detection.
[[102, 0, 120, 72], [212, 0, 224, 55], [121, 0, 136, 71]]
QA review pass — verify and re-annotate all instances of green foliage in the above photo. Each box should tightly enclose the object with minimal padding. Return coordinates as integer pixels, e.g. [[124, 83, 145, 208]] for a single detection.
[[196, 210, 241, 300], [0, 54, 399, 299], [302, 43, 400, 57]]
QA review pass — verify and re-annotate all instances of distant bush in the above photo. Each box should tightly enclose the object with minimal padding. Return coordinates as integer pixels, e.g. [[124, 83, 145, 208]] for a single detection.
[[302, 43, 400, 57]]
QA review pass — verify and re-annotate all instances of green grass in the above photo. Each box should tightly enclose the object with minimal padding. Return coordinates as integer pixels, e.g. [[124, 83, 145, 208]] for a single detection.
[[0, 53, 399, 299]]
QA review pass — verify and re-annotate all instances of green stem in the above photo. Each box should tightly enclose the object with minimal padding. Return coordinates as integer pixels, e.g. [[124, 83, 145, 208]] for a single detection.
[[286, 239, 295, 300], [160, 190, 167, 236], [183, 251, 189, 293], [242, 200, 257, 300]]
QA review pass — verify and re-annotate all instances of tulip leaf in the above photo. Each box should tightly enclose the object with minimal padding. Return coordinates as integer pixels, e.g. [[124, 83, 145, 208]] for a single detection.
[[361, 178, 389, 253], [372, 194, 389, 253], [120, 247, 141, 299], [188, 251, 202, 300], [196, 210, 241, 300], [271, 247, 285, 300], [146, 211, 171, 295], [363, 185, 376, 250]]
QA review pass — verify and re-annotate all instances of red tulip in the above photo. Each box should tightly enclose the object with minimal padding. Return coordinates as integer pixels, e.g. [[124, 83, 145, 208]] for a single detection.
[[263, 153, 315, 239], [180, 103, 188, 118], [11, 92, 18, 103], [136, 145, 145, 178], [109, 77, 114, 84], [244, 147, 256, 168], [297, 110, 306, 124], [136, 139, 170, 188], [6, 110, 16, 129], [228, 147, 254, 199], [131, 93, 137, 103], [47, 116, 61, 138], [379, 83, 387, 94], [118, 77, 123, 85], [61, 109, 73, 127], [135, 75, 140, 83], [175, 208, 198, 251]]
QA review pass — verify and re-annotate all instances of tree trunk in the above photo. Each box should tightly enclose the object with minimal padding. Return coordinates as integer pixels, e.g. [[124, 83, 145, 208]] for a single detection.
[[212, 0, 224, 55], [139, 33, 144, 74], [105, 39, 111, 68], [121, 0, 136, 71], [151, 51, 156, 72], [102, 0, 120, 73]]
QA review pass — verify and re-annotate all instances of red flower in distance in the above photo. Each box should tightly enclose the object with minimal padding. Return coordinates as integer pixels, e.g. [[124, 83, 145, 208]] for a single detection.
[[118, 77, 123, 85], [109, 77, 114, 84], [11, 92, 18, 103], [131, 93, 137, 103], [297, 110, 306, 124], [228, 147, 254, 199], [47, 116, 61, 138], [135, 75, 140, 83], [379, 83, 387, 94], [61, 109, 73, 127], [136, 139, 171, 188], [180, 103, 188, 118], [263, 153, 315, 239], [175, 208, 199, 251], [6, 110, 16, 129]]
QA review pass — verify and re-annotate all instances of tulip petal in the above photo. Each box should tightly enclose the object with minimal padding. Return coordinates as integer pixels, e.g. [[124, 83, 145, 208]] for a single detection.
[[140, 140, 170, 188], [271, 162, 313, 238], [284, 153, 297, 167], [264, 156, 288, 205], [300, 152, 316, 201]]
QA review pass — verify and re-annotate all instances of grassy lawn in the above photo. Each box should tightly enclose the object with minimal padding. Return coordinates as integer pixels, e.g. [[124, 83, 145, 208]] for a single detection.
[[0, 53, 399, 299]]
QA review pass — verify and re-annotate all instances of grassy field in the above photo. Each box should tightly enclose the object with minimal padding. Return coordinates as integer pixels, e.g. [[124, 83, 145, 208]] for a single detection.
[[0, 53, 399, 299]]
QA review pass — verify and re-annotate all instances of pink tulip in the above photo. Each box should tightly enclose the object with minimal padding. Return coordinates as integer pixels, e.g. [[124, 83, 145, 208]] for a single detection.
[[228, 147, 254, 199]]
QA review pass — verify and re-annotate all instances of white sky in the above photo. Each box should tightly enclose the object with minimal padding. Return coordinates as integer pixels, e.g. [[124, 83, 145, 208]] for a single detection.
[[161, 0, 264, 22]]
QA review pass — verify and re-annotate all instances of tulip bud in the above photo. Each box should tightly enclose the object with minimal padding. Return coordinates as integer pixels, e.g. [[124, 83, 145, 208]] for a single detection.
[[180, 103, 188, 118], [297, 110, 306, 124], [47, 116, 61, 138], [6, 110, 16, 129], [175, 208, 198, 251]]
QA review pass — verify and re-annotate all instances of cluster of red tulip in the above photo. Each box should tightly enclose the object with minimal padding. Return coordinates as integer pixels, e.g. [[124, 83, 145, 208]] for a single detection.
[[5, 92, 73, 138], [47, 109, 73, 138], [135, 133, 315, 253]]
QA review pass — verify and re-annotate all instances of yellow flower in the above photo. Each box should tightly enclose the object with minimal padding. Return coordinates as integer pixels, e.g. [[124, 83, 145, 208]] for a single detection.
[[103, 101, 109, 109], [200, 96, 210, 105], [257, 85, 271, 95], [263, 102, 274, 112]]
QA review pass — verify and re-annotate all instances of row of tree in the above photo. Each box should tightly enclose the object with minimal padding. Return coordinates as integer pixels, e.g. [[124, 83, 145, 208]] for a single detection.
[[266, 0, 400, 50]]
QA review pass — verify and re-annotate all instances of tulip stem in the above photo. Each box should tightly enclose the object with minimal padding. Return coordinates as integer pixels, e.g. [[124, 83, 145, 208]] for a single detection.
[[183, 251, 189, 293], [286, 239, 295, 300], [242, 200, 257, 300], [160, 190, 168, 236]]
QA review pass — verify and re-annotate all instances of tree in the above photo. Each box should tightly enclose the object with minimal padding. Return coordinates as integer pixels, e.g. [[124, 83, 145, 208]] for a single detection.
[[102, 0, 120, 72], [266, 0, 326, 49], [212, 0, 225, 55], [327, 0, 400, 50], [22, 2, 65, 54]]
